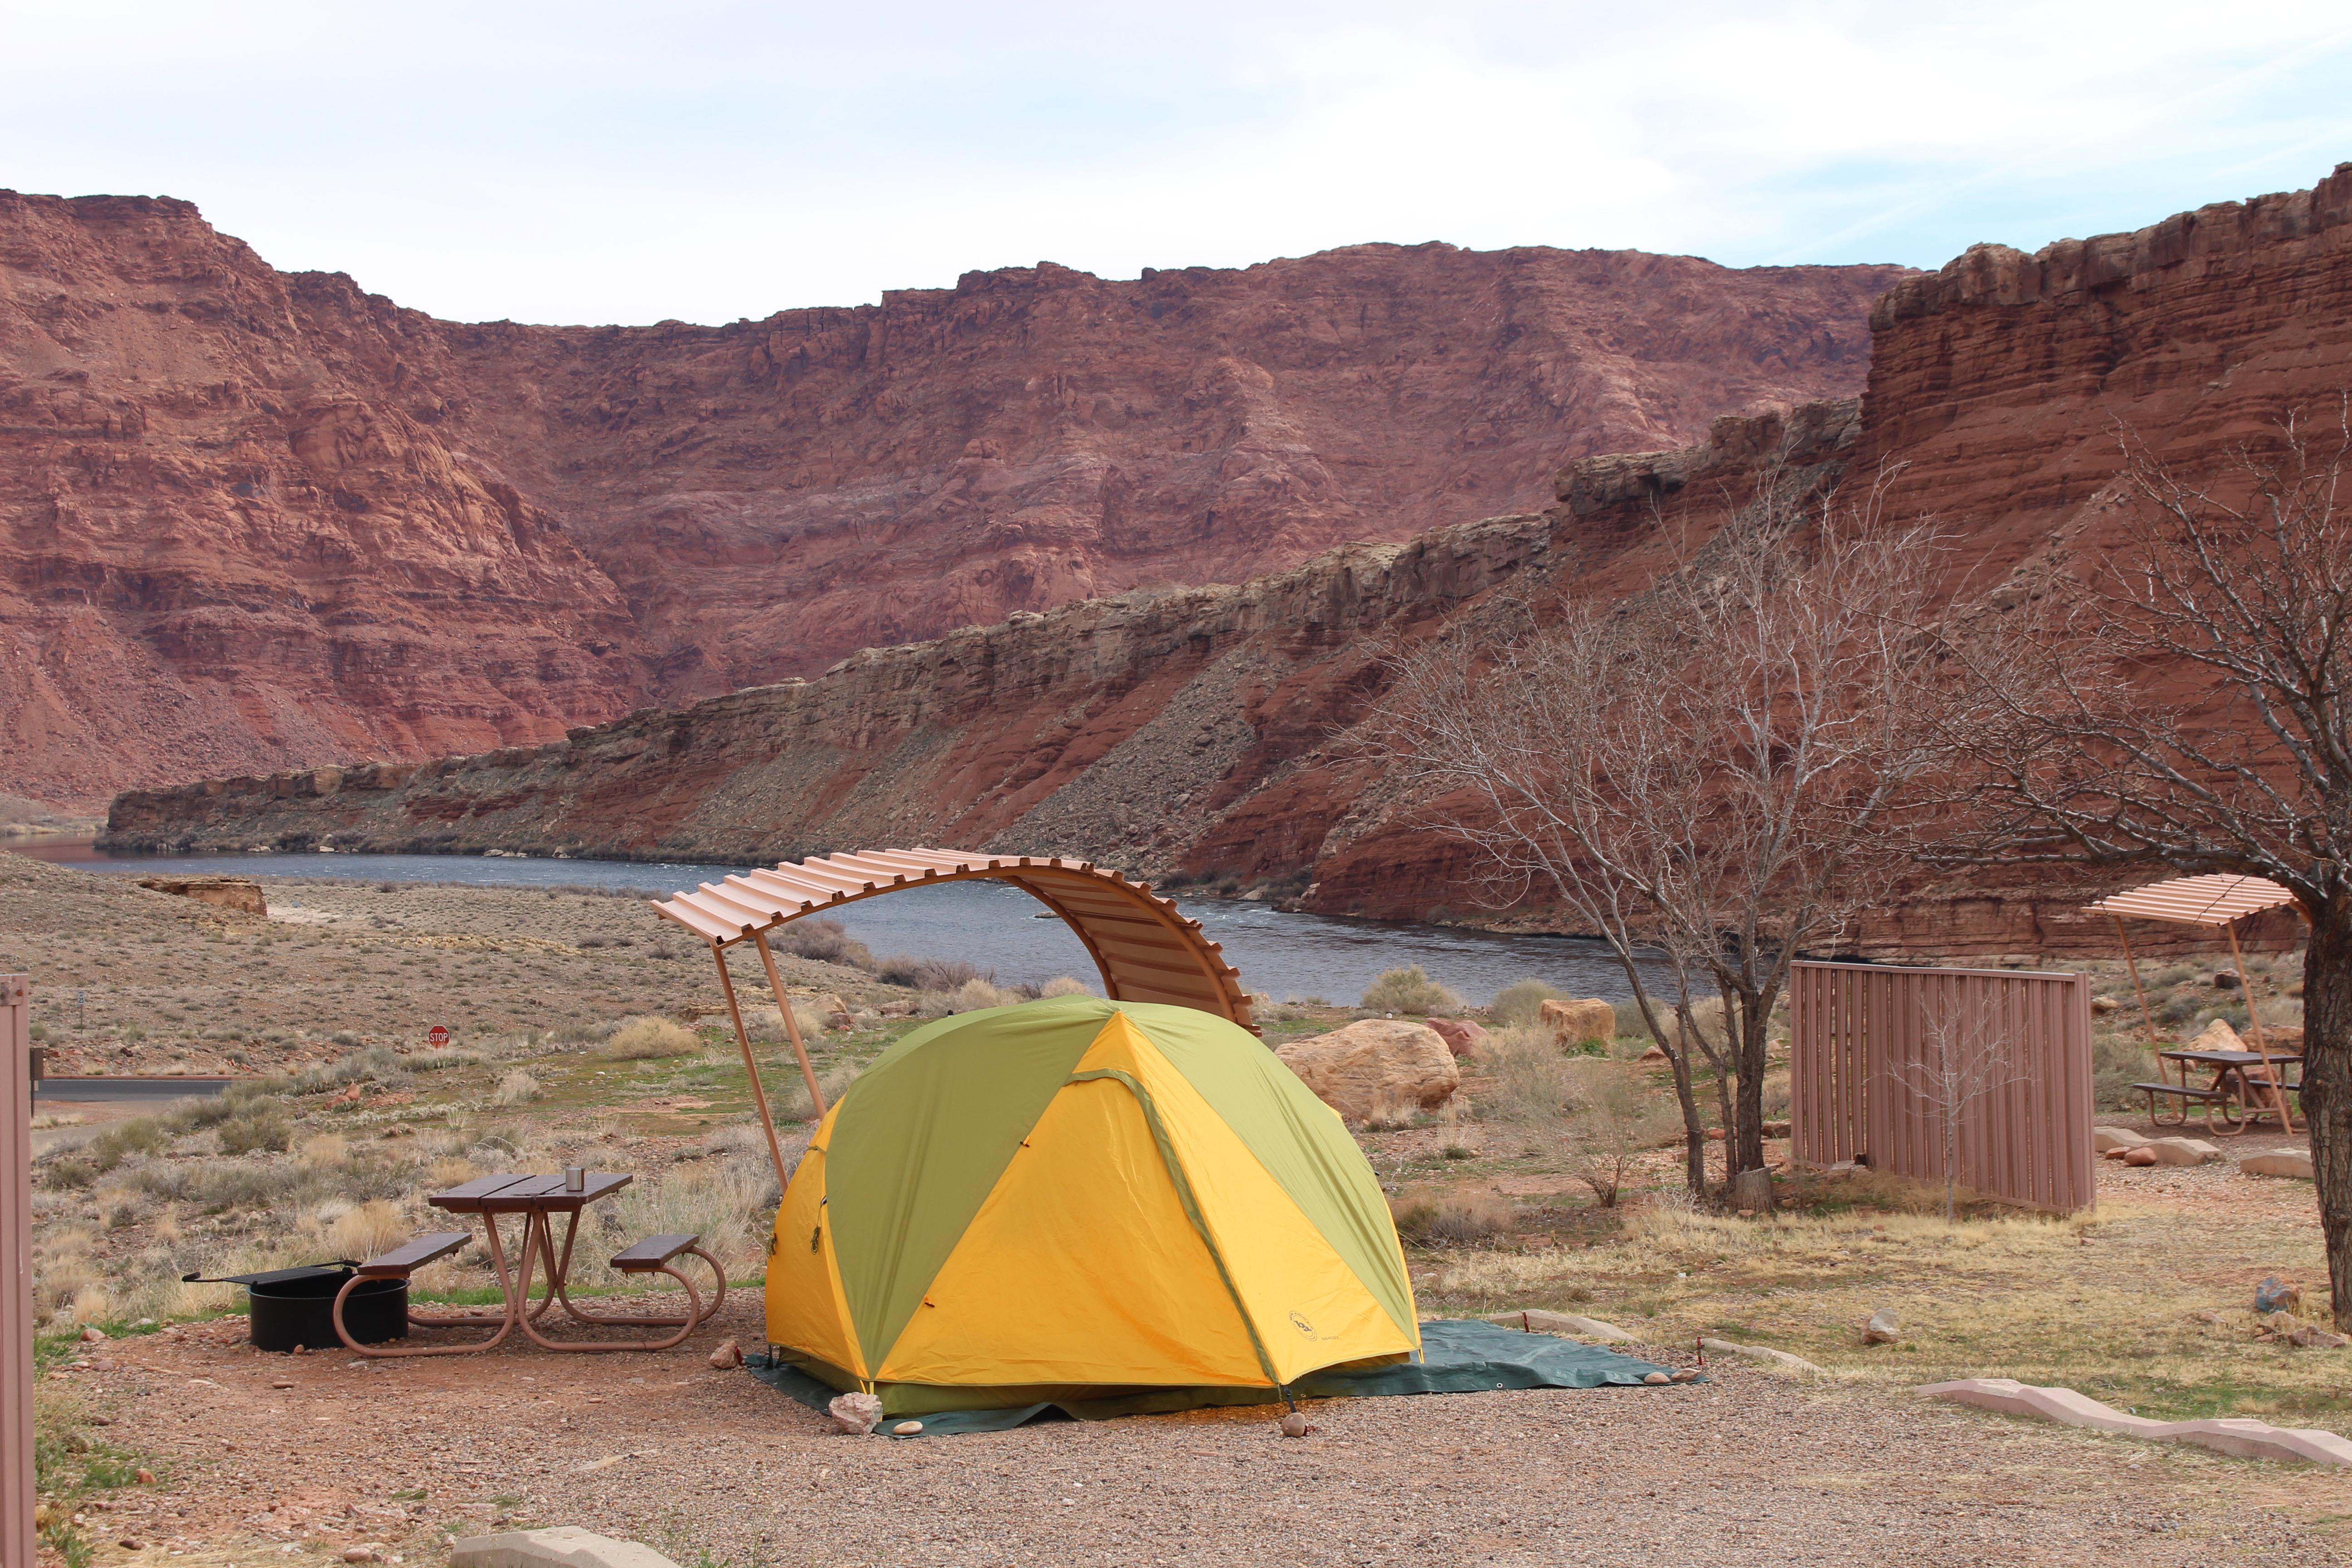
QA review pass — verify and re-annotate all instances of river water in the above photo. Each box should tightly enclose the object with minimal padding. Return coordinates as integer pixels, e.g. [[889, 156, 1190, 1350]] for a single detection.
[[12, 839, 1657, 1006]]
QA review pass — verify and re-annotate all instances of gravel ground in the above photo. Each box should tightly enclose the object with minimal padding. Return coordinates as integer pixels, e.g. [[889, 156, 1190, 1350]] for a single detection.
[[50, 1292, 2352, 1568]]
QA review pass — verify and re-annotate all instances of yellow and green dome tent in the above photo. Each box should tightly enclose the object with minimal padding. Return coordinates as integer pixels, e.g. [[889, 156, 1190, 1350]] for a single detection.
[[764, 995, 1419, 1416]]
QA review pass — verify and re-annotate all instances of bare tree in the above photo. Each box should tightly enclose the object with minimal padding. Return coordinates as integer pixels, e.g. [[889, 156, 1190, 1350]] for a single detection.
[[1370, 465, 1949, 1204], [1946, 404, 2352, 1321], [1887, 997, 2028, 1223], [1562, 1063, 1676, 1208]]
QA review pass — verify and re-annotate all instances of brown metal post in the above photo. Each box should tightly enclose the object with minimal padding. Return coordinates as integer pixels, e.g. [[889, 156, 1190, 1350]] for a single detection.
[[750, 928, 827, 1121], [2223, 919, 2295, 1130], [2110, 914, 2161, 1051], [710, 941, 794, 1196], [4, 976, 35, 1568]]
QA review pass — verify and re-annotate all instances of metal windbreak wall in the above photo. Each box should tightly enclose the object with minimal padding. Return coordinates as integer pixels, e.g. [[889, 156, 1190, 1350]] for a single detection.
[[1789, 960, 2096, 1213], [4, 976, 33, 1568]]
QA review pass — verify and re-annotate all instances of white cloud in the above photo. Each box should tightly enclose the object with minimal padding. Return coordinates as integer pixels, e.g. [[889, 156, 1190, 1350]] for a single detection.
[[2, 0, 2347, 323]]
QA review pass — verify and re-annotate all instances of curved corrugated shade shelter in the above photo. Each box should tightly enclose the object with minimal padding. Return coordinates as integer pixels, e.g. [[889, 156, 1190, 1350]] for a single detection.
[[2084, 873, 2302, 927], [2084, 872, 2307, 1130], [652, 847, 1254, 1030]]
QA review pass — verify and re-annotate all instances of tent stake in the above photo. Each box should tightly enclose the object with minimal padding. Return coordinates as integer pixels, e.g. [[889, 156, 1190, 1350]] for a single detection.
[[712, 938, 794, 1196], [753, 927, 828, 1121]]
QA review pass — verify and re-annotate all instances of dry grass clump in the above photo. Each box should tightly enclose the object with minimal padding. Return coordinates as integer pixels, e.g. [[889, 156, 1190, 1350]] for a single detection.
[[1041, 975, 1093, 997], [781, 1062, 864, 1123], [1361, 964, 1462, 1016], [493, 1068, 544, 1105], [1488, 979, 1562, 1026], [604, 1016, 699, 1059], [1391, 1193, 1514, 1246], [743, 1003, 827, 1044]]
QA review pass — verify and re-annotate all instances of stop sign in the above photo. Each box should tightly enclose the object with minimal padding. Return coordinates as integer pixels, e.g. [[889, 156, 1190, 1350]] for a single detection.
[[428, 1024, 450, 1048]]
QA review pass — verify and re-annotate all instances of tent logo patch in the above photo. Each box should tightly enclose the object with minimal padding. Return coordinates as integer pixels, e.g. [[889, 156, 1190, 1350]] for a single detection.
[[1289, 1311, 1318, 1339]]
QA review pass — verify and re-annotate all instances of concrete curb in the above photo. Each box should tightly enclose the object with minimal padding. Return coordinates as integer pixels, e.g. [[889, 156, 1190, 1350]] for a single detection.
[[451, 1528, 681, 1568], [1920, 1378, 2352, 1466], [1700, 1337, 1825, 1374]]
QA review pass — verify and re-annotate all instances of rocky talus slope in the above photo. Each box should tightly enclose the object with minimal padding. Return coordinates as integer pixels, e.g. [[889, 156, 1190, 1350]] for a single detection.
[[106, 164, 2352, 954], [1, 190, 1901, 807]]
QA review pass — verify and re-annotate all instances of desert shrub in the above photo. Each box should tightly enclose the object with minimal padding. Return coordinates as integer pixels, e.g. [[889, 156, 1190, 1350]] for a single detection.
[[217, 1104, 291, 1156], [743, 1004, 827, 1044], [951, 978, 1016, 1012], [1361, 965, 1462, 1016], [1483, 1025, 1575, 1125], [2158, 992, 2203, 1025], [328, 1030, 363, 1049], [192, 1159, 299, 1213], [1041, 975, 1093, 998], [877, 955, 985, 991], [1612, 999, 1655, 1040], [775, 918, 876, 971], [295, 1047, 413, 1094], [326, 1199, 409, 1259], [41, 1154, 95, 1191], [1391, 1195, 1512, 1247], [494, 1069, 544, 1106], [1562, 1063, 1675, 1207], [1489, 979, 1562, 1026], [2193, 1002, 2252, 1033], [2092, 1033, 2158, 1109], [88, 1117, 167, 1172], [605, 1016, 699, 1059], [296, 1134, 350, 1171], [407, 1047, 480, 1071], [782, 1061, 865, 1123]]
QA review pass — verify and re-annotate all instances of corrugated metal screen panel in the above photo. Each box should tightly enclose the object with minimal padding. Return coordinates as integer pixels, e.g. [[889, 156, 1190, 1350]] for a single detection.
[[649, 849, 1256, 1033], [3, 975, 35, 1568], [1788, 960, 2094, 1213]]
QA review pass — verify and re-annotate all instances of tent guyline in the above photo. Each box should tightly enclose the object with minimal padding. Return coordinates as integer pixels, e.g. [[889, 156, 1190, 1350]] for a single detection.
[[649, 848, 1258, 1196], [2083, 873, 2307, 1130]]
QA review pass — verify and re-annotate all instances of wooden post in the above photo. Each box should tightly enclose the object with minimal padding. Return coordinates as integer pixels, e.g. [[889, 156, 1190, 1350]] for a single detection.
[[4, 976, 35, 1568], [750, 929, 827, 1121], [2224, 919, 2295, 1131], [710, 942, 794, 1196]]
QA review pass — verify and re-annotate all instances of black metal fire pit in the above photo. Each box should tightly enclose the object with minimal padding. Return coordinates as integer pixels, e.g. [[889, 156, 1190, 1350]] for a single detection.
[[183, 1263, 407, 1352]]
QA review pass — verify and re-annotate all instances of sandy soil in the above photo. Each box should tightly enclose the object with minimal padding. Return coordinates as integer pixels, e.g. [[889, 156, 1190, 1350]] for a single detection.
[[44, 1294, 2350, 1568]]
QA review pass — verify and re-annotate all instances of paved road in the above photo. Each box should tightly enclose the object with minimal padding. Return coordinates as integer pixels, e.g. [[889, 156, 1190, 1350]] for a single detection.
[[37, 1076, 231, 1101]]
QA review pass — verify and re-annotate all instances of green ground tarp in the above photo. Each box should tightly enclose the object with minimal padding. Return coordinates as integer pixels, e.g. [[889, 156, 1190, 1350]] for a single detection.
[[745, 1318, 1691, 1435]]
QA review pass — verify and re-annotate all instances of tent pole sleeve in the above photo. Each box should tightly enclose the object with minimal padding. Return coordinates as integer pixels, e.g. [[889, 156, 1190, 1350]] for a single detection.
[[2223, 919, 2293, 1129], [753, 928, 828, 1121], [2112, 915, 2160, 1053], [714, 938, 794, 1195]]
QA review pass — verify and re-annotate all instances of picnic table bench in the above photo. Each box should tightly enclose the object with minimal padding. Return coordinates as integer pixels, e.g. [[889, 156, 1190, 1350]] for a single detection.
[[331, 1172, 724, 1357], [2141, 1047, 2303, 1137]]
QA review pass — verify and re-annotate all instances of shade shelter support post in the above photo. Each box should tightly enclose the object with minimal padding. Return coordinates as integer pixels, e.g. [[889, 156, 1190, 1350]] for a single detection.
[[751, 928, 828, 1122], [709, 940, 794, 1197], [2110, 913, 2162, 1053], [2223, 918, 2296, 1131]]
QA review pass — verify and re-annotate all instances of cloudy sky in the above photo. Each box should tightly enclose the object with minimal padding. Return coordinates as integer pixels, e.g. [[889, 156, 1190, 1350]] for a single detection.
[[6, 1, 2350, 325]]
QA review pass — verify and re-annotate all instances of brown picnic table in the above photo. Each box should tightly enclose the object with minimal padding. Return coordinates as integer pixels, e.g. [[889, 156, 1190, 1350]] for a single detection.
[[2141, 1048, 2304, 1137], [330, 1171, 725, 1357]]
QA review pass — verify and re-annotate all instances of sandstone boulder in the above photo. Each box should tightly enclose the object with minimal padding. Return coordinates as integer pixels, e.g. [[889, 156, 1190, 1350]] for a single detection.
[[2190, 1018, 2247, 1053], [1275, 1020, 1460, 1123], [2242, 1151, 2315, 1179], [2092, 1127, 2148, 1153], [2146, 1137, 2222, 1166], [1863, 1308, 1901, 1345], [1424, 1017, 1490, 1058], [1540, 998, 1617, 1047]]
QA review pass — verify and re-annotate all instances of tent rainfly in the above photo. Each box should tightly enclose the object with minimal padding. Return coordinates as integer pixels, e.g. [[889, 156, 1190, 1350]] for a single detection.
[[2083, 873, 2306, 1128], [764, 995, 1420, 1416]]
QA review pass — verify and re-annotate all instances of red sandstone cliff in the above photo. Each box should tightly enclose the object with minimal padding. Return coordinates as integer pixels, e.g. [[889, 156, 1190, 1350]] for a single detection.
[[102, 164, 2352, 955], [0, 192, 1901, 808]]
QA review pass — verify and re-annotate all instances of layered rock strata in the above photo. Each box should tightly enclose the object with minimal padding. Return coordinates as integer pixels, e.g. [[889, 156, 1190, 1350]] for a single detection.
[[98, 165, 2352, 954], [2, 190, 1901, 808]]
